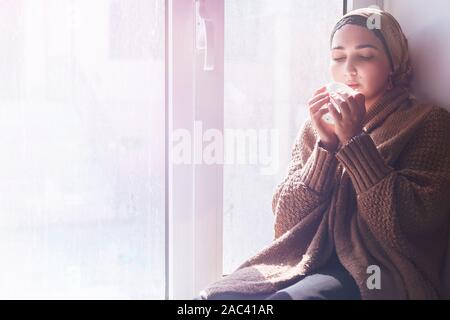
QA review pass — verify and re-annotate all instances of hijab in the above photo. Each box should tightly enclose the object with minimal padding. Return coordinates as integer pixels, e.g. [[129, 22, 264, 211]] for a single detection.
[[330, 7, 413, 90]]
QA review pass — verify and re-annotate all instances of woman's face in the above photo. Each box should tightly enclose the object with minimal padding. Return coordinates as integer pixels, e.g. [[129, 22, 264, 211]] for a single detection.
[[330, 24, 392, 111]]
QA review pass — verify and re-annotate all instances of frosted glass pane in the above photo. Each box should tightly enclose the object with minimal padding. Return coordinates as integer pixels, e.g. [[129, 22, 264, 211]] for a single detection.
[[0, 0, 165, 299], [223, 0, 343, 274]]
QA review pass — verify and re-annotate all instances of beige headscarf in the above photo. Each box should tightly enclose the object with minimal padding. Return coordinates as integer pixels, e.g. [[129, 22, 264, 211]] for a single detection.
[[330, 7, 413, 90]]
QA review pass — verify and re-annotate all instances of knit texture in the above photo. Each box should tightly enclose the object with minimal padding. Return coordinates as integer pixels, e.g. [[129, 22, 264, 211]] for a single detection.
[[200, 86, 450, 300]]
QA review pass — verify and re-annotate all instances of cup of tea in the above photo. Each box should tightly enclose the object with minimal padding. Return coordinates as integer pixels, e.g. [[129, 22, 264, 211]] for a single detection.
[[322, 82, 358, 124]]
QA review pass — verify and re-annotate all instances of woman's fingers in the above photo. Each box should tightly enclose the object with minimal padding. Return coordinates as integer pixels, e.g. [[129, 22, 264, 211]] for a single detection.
[[312, 107, 331, 128], [307, 86, 327, 105], [313, 85, 326, 96], [338, 99, 352, 119], [353, 93, 366, 119], [315, 106, 330, 118], [307, 91, 329, 106], [309, 95, 330, 115], [342, 95, 365, 121], [327, 101, 342, 122]]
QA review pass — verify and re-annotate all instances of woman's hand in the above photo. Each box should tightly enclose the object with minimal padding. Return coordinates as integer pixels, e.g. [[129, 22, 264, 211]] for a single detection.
[[327, 93, 366, 145], [307, 86, 339, 152]]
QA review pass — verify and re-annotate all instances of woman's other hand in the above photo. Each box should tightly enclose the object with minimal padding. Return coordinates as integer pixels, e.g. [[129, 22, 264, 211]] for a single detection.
[[327, 93, 366, 145], [308, 86, 339, 152]]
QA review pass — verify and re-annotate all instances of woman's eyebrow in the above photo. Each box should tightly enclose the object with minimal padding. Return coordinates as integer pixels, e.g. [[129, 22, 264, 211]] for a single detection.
[[331, 44, 379, 50]]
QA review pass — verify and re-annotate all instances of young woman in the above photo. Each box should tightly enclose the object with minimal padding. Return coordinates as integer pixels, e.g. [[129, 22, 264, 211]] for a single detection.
[[197, 7, 450, 300]]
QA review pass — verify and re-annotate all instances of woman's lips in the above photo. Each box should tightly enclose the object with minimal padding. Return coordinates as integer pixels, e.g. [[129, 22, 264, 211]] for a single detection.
[[347, 83, 360, 88]]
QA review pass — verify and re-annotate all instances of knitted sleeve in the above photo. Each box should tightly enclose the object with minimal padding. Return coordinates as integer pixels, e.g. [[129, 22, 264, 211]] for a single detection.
[[335, 108, 450, 256], [272, 120, 339, 239]]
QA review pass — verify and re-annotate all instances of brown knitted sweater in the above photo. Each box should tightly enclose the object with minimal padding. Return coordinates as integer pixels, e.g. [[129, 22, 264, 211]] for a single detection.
[[201, 86, 450, 300]]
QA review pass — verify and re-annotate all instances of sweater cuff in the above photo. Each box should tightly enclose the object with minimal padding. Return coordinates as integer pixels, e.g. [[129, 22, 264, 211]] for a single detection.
[[335, 133, 393, 194], [297, 140, 339, 194]]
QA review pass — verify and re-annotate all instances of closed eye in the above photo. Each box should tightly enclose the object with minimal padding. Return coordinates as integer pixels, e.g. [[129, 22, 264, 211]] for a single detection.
[[332, 56, 374, 62]]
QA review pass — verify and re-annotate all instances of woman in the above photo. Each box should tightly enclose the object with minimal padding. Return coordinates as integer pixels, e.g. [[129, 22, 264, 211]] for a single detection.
[[197, 7, 450, 300]]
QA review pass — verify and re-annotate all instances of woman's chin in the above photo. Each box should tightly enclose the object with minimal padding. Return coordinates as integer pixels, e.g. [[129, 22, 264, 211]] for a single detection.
[[355, 87, 370, 99], [352, 86, 363, 93]]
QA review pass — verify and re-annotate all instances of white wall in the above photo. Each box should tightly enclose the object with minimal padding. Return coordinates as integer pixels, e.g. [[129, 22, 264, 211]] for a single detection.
[[384, 0, 450, 111], [350, 0, 384, 11]]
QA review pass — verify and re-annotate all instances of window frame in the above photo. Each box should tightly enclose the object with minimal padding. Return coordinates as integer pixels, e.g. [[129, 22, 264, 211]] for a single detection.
[[166, 0, 224, 299]]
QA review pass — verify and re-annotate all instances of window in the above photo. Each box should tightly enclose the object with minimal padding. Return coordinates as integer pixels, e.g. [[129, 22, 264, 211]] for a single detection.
[[223, 0, 343, 274], [0, 0, 165, 299], [0, 0, 347, 299]]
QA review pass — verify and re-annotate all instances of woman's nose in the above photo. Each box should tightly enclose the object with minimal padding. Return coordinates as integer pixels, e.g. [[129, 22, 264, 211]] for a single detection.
[[344, 60, 357, 76]]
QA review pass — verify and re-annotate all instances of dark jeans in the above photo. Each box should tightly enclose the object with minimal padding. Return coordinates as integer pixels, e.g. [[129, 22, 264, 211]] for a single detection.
[[195, 251, 361, 300]]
